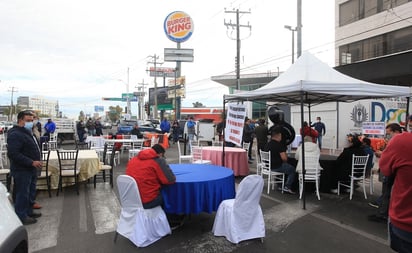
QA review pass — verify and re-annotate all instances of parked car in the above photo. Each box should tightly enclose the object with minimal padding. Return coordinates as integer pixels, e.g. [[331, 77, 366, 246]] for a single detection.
[[0, 182, 28, 253], [116, 120, 162, 135]]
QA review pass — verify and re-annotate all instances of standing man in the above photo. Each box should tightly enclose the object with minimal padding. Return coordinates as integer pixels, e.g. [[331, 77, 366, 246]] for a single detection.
[[43, 118, 56, 138], [311, 117, 326, 149], [264, 126, 296, 194], [379, 131, 412, 252], [255, 119, 269, 153], [7, 110, 42, 225], [242, 117, 254, 163], [160, 118, 171, 134], [185, 117, 196, 153], [76, 120, 86, 143]]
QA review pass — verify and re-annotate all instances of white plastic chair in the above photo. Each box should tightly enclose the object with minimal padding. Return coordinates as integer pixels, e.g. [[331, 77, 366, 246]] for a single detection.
[[114, 175, 171, 247], [255, 148, 264, 175], [177, 141, 193, 164], [298, 153, 321, 200], [212, 175, 265, 244], [191, 145, 212, 164], [337, 154, 369, 200], [260, 150, 285, 194]]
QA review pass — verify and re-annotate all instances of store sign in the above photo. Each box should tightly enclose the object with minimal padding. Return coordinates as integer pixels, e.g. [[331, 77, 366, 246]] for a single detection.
[[164, 11, 194, 43]]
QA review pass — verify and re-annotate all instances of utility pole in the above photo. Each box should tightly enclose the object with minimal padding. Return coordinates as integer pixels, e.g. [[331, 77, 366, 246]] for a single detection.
[[136, 79, 148, 120], [224, 8, 251, 91], [297, 0, 302, 58], [147, 54, 161, 119], [8, 86, 18, 121]]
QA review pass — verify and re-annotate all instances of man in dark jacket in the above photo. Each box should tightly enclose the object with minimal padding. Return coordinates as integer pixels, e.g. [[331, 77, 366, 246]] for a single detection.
[[7, 110, 42, 225], [242, 117, 255, 163], [125, 144, 175, 209]]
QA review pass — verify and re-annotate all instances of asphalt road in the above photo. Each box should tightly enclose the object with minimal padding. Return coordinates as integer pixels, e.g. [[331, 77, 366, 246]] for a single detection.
[[26, 141, 392, 253]]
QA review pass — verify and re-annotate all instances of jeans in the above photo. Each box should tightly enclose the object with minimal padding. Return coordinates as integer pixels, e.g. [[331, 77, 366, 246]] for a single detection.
[[187, 134, 195, 153], [272, 163, 296, 189], [317, 135, 323, 149], [12, 169, 37, 221], [390, 222, 412, 253]]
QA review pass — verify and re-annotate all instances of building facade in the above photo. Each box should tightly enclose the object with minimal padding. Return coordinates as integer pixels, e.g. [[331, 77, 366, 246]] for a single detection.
[[335, 0, 412, 85], [17, 96, 59, 117]]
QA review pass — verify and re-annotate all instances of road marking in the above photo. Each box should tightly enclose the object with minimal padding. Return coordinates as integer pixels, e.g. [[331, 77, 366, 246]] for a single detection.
[[26, 194, 64, 252], [310, 213, 388, 245], [79, 189, 87, 232], [89, 183, 121, 234]]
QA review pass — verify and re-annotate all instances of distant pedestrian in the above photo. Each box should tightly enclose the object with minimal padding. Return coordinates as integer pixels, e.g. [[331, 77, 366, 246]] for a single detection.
[[311, 117, 326, 149], [171, 120, 180, 143], [160, 118, 171, 134], [76, 120, 86, 143], [86, 118, 95, 136], [95, 118, 103, 136], [43, 118, 56, 138], [185, 117, 196, 153]]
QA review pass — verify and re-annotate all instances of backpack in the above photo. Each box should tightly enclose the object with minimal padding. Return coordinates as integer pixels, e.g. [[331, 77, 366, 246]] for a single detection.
[[187, 121, 195, 128]]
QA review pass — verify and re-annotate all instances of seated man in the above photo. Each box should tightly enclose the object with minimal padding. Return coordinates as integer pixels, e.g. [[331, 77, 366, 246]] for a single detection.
[[264, 126, 296, 194], [125, 144, 175, 209], [130, 124, 143, 139]]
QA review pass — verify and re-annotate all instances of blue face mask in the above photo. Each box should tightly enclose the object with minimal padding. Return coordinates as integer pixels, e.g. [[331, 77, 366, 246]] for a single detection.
[[24, 122, 34, 131]]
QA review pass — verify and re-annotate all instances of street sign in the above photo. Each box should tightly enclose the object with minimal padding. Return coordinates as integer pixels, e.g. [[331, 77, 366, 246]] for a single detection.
[[158, 104, 174, 110], [164, 48, 194, 62], [148, 67, 175, 78], [168, 88, 185, 98], [164, 48, 194, 55], [164, 55, 194, 62], [102, 97, 123, 101], [122, 93, 138, 102], [168, 76, 186, 86]]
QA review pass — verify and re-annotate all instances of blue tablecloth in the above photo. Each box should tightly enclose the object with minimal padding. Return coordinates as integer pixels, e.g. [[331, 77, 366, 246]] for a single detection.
[[161, 164, 236, 215]]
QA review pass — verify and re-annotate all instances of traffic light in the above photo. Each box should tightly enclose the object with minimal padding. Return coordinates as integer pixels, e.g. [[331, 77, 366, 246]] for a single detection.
[[145, 103, 149, 116]]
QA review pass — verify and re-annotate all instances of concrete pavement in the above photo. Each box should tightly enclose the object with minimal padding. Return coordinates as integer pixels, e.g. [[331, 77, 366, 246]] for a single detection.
[[27, 142, 392, 253]]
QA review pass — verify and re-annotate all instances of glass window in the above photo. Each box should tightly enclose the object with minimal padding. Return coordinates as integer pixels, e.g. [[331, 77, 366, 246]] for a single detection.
[[339, 0, 360, 26], [365, 0, 378, 17]]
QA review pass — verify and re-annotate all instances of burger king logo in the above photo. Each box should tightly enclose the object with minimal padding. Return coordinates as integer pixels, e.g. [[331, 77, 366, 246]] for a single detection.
[[164, 11, 194, 43]]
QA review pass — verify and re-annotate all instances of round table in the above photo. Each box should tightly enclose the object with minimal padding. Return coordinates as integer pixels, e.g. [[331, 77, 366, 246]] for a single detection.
[[201, 146, 249, 176], [161, 164, 235, 214]]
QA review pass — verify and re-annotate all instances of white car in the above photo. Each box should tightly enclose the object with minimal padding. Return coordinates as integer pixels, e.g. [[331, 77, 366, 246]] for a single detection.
[[0, 182, 28, 253]]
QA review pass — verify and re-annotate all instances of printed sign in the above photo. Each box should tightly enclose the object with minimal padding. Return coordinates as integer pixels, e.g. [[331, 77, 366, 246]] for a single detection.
[[362, 121, 386, 135], [164, 11, 194, 43], [225, 104, 247, 147]]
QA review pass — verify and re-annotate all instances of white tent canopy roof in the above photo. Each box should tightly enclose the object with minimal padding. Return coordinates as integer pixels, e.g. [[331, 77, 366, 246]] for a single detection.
[[224, 52, 411, 104]]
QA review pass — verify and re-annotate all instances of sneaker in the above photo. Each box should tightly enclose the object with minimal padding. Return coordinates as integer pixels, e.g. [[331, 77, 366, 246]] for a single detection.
[[22, 216, 37, 225], [248, 160, 253, 164], [368, 214, 387, 223], [283, 187, 296, 194], [249, 157, 255, 161], [33, 203, 42, 209], [28, 212, 42, 219], [368, 201, 379, 209]]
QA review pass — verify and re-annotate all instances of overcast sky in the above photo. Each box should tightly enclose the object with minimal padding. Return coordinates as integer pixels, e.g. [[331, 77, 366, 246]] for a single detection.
[[0, 0, 335, 118]]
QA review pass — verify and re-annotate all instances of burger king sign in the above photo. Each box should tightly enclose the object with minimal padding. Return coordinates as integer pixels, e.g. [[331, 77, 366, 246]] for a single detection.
[[164, 11, 194, 43]]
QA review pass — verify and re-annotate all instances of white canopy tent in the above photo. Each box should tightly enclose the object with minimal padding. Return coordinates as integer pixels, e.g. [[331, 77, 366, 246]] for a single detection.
[[223, 52, 411, 208]]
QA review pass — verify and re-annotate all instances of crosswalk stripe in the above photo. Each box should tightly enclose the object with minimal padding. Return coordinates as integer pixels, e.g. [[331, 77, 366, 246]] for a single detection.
[[27, 194, 64, 252], [88, 183, 121, 234]]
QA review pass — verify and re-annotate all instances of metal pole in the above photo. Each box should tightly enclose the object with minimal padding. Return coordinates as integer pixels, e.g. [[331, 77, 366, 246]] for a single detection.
[[126, 67, 130, 115], [297, 0, 302, 58], [292, 30, 295, 64], [153, 55, 158, 119], [236, 9, 241, 91], [174, 69, 177, 121]]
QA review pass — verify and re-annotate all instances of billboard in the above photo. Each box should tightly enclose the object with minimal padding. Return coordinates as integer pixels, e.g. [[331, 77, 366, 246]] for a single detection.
[[148, 87, 173, 106]]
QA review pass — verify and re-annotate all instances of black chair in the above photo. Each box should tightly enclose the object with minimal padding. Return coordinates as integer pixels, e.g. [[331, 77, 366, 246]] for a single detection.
[[94, 143, 115, 188], [37, 150, 52, 197], [76, 141, 90, 150], [56, 149, 80, 196]]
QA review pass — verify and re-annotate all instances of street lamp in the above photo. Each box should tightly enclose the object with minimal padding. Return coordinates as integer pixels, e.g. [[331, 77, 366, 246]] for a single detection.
[[284, 25, 297, 64], [118, 78, 131, 117]]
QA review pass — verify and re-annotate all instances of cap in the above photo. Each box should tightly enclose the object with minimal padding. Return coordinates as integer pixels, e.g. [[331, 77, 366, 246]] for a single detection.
[[152, 144, 165, 154]]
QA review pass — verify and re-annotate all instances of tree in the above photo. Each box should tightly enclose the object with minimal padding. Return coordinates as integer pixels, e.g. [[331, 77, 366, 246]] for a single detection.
[[192, 102, 206, 108], [108, 105, 123, 123]]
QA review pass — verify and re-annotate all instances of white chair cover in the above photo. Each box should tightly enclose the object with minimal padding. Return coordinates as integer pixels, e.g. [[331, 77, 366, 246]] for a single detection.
[[212, 175, 265, 244], [116, 175, 171, 247]]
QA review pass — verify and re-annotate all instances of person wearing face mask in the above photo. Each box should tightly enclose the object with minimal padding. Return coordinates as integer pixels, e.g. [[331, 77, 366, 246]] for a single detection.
[[7, 110, 42, 225], [368, 123, 402, 223]]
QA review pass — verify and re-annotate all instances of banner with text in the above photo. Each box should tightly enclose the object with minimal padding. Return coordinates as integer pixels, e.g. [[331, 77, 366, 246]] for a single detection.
[[225, 103, 247, 147]]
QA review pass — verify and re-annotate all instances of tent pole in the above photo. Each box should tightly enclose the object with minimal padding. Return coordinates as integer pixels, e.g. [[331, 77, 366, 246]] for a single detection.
[[406, 97, 410, 130], [222, 97, 226, 167], [300, 90, 306, 210]]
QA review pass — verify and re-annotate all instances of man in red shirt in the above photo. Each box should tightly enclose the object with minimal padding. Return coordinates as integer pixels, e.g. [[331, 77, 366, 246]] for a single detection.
[[125, 144, 176, 209], [379, 132, 412, 252]]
